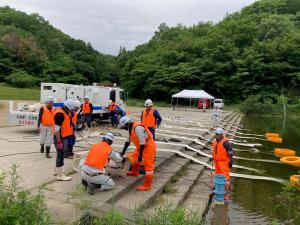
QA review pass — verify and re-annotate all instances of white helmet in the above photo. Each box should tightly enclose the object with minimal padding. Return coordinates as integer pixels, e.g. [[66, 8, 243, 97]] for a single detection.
[[145, 99, 153, 106], [119, 116, 131, 128], [63, 99, 75, 110], [103, 132, 114, 143], [84, 96, 89, 100], [74, 100, 81, 108], [45, 96, 54, 103]]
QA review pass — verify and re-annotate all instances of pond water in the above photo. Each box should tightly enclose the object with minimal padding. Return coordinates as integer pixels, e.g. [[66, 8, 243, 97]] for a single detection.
[[206, 115, 300, 225]]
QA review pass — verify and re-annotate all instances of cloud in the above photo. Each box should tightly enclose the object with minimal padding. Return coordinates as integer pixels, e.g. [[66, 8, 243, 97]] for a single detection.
[[0, 0, 256, 55]]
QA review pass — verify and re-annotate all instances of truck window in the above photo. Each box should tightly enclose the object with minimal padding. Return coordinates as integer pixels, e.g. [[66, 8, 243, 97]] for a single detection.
[[43, 86, 52, 90], [120, 91, 125, 101], [110, 90, 116, 102]]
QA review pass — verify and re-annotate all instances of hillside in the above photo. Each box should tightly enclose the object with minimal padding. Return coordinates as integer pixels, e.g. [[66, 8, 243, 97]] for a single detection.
[[118, 0, 300, 102], [0, 6, 119, 87]]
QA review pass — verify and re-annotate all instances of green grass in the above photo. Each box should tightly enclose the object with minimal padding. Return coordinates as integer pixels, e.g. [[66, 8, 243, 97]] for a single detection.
[[126, 98, 170, 108], [0, 83, 40, 100]]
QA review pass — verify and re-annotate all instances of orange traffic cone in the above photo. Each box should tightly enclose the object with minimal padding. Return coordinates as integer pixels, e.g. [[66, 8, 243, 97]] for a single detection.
[[127, 162, 140, 176], [136, 174, 154, 191]]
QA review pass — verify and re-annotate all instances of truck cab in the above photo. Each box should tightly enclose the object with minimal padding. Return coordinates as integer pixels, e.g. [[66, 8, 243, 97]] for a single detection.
[[197, 98, 211, 109]]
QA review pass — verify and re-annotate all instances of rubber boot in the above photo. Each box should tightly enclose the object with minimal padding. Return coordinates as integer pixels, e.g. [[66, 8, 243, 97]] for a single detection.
[[40, 144, 44, 154], [56, 167, 72, 181], [127, 162, 140, 176], [46, 146, 51, 158], [81, 179, 88, 189], [87, 182, 96, 195], [136, 174, 154, 191]]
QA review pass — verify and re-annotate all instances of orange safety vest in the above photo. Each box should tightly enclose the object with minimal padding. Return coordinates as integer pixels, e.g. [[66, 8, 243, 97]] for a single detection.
[[130, 122, 155, 148], [72, 112, 78, 126], [108, 103, 117, 112], [82, 102, 91, 114], [41, 105, 55, 126], [54, 108, 73, 138], [84, 141, 112, 170], [212, 137, 230, 162], [141, 109, 156, 128]]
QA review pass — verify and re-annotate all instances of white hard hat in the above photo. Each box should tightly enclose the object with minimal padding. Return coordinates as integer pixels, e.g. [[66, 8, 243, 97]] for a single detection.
[[103, 132, 114, 143], [74, 100, 81, 108], [215, 127, 224, 135], [84, 96, 89, 99], [145, 99, 153, 106], [119, 116, 131, 128], [63, 99, 75, 110], [45, 96, 54, 103]]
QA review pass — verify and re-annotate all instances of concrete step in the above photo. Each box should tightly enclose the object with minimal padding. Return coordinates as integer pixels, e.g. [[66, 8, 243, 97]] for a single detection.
[[113, 112, 238, 211], [183, 113, 242, 215]]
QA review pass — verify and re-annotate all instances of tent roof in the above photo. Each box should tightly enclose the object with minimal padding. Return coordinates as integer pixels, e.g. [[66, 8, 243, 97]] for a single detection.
[[172, 89, 214, 99]]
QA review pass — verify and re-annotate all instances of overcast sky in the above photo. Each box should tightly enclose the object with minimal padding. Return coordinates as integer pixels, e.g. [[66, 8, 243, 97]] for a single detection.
[[0, 0, 256, 55]]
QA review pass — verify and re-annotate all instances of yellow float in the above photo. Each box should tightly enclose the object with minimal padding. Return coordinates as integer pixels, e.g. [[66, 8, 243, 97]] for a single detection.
[[267, 137, 283, 143], [280, 156, 300, 167], [274, 148, 295, 157], [265, 133, 280, 138], [290, 175, 300, 187]]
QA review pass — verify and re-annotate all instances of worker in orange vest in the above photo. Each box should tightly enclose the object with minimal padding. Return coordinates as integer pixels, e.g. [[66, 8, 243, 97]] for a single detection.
[[38, 96, 55, 158], [53, 99, 76, 181], [108, 100, 119, 127], [79, 96, 93, 130], [212, 127, 234, 200], [79, 133, 124, 195], [65, 100, 81, 159], [141, 99, 162, 140], [119, 116, 156, 191]]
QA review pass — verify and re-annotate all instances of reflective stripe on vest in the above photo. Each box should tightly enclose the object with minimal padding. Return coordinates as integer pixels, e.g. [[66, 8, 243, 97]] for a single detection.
[[212, 137, 230, 161], [55, 108, 73, 138], [82, 102, 91, 114], [130, 122, 154, 148], [108, 103, 117, 112], [41, 106, 55, 126], [141, 109, 156, 128], [84, 141, 112, 170]]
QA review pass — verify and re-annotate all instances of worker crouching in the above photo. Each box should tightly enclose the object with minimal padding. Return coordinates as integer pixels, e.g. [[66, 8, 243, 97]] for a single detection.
[[119, 116, 156, 191], [79, 133, 124, 195], [212, 128, 233, 201]]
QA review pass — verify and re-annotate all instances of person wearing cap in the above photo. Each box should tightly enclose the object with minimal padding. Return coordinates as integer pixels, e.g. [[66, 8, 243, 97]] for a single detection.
[[212, 127, 234, 200], [53, 99, 76, 181], [79, 96, 93, 130], [140, 99, 162, 140], [38, 96, 55, 158], [79, 133, 124, 195], [119, 116, 156, 191], [108, 100, 119, 127]]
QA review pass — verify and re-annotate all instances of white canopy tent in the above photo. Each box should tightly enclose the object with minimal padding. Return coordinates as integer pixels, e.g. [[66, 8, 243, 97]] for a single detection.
[[171, 89, 214, 109]]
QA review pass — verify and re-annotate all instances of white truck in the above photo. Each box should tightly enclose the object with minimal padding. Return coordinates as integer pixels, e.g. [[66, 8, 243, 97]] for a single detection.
[[214, 99, 224, 109], [9, 82, 126, 128]]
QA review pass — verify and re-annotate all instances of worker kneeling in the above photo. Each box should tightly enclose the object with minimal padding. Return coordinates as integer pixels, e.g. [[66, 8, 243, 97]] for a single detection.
[[119, 116, 156, 191], [79, 133, 124, 195], [212, 128, 233, 201]]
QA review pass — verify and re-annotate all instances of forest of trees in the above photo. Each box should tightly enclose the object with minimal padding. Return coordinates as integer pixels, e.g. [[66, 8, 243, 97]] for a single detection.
[[0, 6, 119, 87], [0, 0, 300, 104], [117, 0, 300, 102]]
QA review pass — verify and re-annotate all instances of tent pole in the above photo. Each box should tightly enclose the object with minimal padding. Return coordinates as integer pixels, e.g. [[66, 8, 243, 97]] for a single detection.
[[190, 98, 191, 110], [176, 97, 178, 109], [171, 97, 173, 109]]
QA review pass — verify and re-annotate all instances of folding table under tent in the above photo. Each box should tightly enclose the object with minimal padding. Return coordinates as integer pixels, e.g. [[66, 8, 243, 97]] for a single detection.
[[171, 89, 214, 109]]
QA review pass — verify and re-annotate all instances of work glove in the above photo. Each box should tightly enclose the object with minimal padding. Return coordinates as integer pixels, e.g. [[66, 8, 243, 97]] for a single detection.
[[209, 158, 213, 162], [122, 156, 127, 163], [56, 141, 63, 151], [229, 162, 233, 168], [138, 145, 145, 162], [120, 141, 130, 156]]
